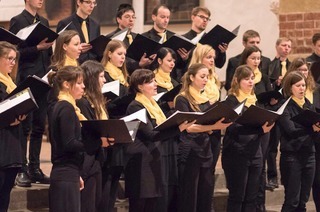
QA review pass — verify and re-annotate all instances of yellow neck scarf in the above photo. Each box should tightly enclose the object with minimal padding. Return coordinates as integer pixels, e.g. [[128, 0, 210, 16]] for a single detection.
[[64, 55, 78, 67], [292, 95, 305, 108], [253, 68, 262, 84], [58, 91, 87, 121], [189, 85, 209, 104], [235, 89, 257, 107], [135, 92, 166, 126], [203, 73, 220, 104], [0, 72, 16, 94], [105, 62, 129, 87], [305, 89, 313, 104], [154, 68, 173, 91]]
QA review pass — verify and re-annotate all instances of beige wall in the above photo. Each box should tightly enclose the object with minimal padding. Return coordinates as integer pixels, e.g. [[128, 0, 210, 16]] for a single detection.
[[280, 0, 320, 13]]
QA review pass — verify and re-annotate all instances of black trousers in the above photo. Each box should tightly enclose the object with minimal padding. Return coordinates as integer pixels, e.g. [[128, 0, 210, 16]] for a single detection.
[[0, 168, 19, 212], [222, 150, 262, 212], [178, 156, 213, 212], [20, 95, 47, 171], [129, 197, 158, 212], [98, 166, 123, 212], [280, 152, 315, 212], [267, 124, 280, 180], [313, 151, 320, 212], [211, 133, 222, 212]]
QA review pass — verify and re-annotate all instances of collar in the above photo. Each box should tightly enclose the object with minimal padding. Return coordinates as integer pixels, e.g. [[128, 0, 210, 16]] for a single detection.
[[76, 14, 89, 24], [22, 9, 39, 24]]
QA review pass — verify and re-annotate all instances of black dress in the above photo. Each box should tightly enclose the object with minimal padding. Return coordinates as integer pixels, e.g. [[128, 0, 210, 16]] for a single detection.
[[125, 100, 181, 212], [0, 82, 22, 211]]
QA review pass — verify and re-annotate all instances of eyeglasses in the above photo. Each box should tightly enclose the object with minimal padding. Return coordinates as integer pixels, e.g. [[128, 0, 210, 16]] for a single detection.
[[82, 1, 97, 6], [122, 15, 136, 20], [196, 14, 211, 22], [5, 56, 16, 63]]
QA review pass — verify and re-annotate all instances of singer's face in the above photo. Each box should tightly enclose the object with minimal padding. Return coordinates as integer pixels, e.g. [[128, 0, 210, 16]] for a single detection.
[[291, 79, 306, 100], [190, 67, 209, 91], [64, 35, 82, 60], [158, 52, 175, 73], [0, 49, 16, 75]]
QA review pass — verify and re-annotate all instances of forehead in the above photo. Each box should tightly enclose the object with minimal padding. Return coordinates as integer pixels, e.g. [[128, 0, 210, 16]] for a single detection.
[[196, 68, 209, 75], [248, 51, 261, 57], [247, 37, 260, 42], [122, 10, 135, 16], [196, 10, 210, 16], [157, 7, 170, 16], [278, 40, 292, 46]]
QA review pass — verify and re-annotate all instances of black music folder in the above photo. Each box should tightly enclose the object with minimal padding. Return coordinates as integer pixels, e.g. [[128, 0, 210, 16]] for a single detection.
[[196, 100, 245, 125], [256, 90, 283, 104], [6, 75, 51, 103], [16, 22, 59, 46], [0, 27, 22, 45], [80, 119, 140, 143], [154, 110, 201, 131], [0, 88, 38, 129], [89, 35, 111, 57], [199, 25, 240, 50], [162, 34, 196, 53], [291, 109, 320, 128], [236, 97, 290, 127], [154, 84, 182, 102]]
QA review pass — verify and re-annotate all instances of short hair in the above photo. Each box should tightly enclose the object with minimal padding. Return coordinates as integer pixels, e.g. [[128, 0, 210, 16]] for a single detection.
[[152, 4, 170, 16], [228, 65, 255, 96], [191, 6, 211, 17], [129, 69, 155, 94], [242, 30, 260, 42], [282, 71, 306, 98], [239, 46, 262, 65], [116, 3, 135, 19], [312, 33, 320, 45], [275, 37, 292, 46]]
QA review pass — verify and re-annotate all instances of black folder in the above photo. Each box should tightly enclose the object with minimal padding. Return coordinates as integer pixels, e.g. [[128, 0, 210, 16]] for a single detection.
[[0, 88, 38, 129], [291, 109, 320, 128], [6, 75, 51, 103], [89, 35, 111, 57], [126, 34, 161, 61], [154, 110, 201, 131], [80, 119, 140, 143], [155, 84, 182, 102], [310, 61, 320, 82], [199, 25, 240, 50], [16, 22, 59, 46], [236, 97, 290, 127], [0, 27, 22, 45], [196, 100, 244, 125], [126, 34, 196, 61], [256, 90, 283, 104]]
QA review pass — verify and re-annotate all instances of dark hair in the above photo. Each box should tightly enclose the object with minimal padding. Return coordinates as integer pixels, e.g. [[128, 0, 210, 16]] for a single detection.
[[312, 33, 320, 45], [178, 63, 208, 111], [242, 30, 260, 42], [48, 66, 83, 96], [191, 6, 211, 17], [239, 46, 262, 65], [129, 69, 155, 94], [152, 4, 170, 16], [116, 3, 135, 18], [80, 60, 108, 119], [51, 30, 79, 70], [228, 65, 255, 95], [154, 47, 177, 69], [282, 71, 306, 98]]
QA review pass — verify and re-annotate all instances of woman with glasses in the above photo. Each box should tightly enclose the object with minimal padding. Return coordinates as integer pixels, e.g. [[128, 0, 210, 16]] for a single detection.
[[0, 41, 26, 211]]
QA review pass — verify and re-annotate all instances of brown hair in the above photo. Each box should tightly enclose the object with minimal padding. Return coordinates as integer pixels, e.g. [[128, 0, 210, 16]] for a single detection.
[[282, 71, 306, 98], [242, 30, 260, 42], [129, 69, 155, 94], [228, 65, 255, 96], [0, 41, 19, 81], [191, 6, 211, 17], [239, 46, 262, 66], [177, 63, 208, 111]]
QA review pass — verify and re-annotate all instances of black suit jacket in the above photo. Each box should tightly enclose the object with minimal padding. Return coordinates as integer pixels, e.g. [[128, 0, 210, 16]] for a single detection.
[[225, 53, 271, 91], [268, 57, 291, 90], [56, 13, 100, 64], [141, 27, 175, 43], [106, 28, 139, 74], [9, 10, 52, 83]]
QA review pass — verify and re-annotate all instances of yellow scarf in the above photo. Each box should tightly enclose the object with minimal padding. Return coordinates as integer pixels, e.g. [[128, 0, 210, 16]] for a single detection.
[[235, 89, 257, 108], [105, 62, 129, 87], [64, 55, 78, 67], [0, 72, 16, 94], [253, 68, 262, 84], [292, 95, 305, 108], [135, 92, 166, 125], [189, 85, 209, 104], [305, 89, 313, 104], [58, 91, 87, 121], [203, 74, 220, 104], [154, 68, 173, 91]]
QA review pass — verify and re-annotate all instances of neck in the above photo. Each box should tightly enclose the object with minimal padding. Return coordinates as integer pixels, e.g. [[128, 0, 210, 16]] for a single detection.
[[76, 10, 88, 20], [154, 25, 165, 33], [25, 5, 38, 16], [191, 26, 203, 34]]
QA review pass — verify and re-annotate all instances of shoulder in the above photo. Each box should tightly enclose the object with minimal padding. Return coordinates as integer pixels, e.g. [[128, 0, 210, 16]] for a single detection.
[[127, 100, 144, 114]]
